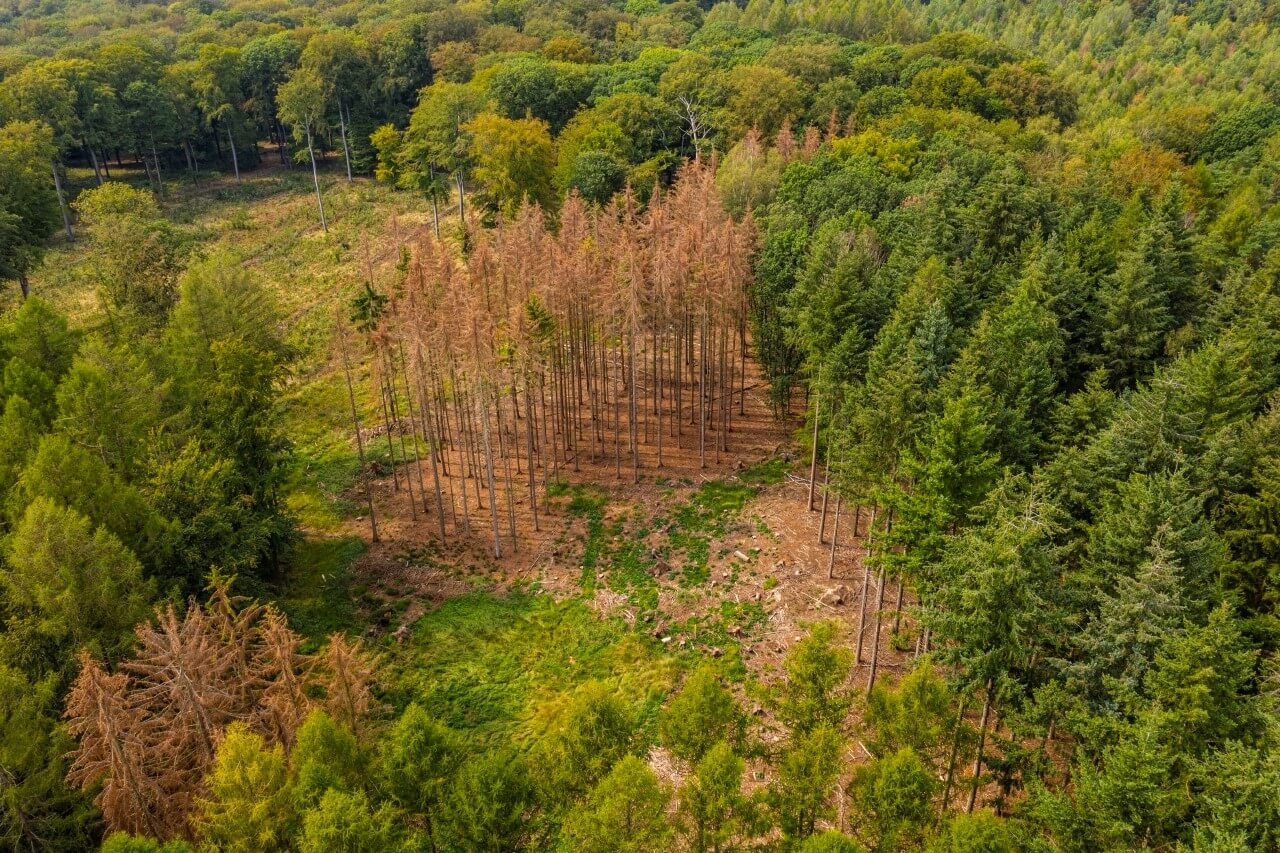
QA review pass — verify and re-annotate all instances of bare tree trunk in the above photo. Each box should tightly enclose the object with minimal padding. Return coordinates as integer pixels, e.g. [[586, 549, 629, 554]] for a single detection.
[[414, 348, 447, 541], [305, 126, 327, 232], [525, 376, 539, 532], [478, 392, 502, 559], [226, 123, 240, 183], [339, 100, 353, 183], [87, 144, 103, 185], [698, 312, 707, 468], [376, 369, 401, 495], [854, 506, 878, 664], [338, 321, 378, 541], [629, 329, 639, 484], [827, 494, 841, 579], [51, 161, 73, 241], [867, 566, 886, 693], [276, 121, 290, 166], [429, 166, 441, 238], [807, 390, 820, 510], [150, 143, 165, 197], [939, 694, 968, 817], [966, 680, 995, 814]]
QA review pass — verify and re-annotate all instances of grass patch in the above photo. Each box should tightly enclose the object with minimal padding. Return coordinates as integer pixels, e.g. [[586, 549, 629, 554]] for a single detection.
[[562, 486, 608, 592], [606, 525, 660, 614], [383, 591, 678, 744], [669, 479, 757, 586], [275, 535, 365, 643], [738, 456, 789, 486], [666, 600, 769, 681]]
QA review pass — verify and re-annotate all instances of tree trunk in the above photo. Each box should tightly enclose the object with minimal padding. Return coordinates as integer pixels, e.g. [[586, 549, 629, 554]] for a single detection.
[[339, 100, 353, 183], [455, 171, 465, 223], [478, 392, 502, 559], [277, 121, 290, 166], [338, 321, 377, 542], [429, 166, 441, 238], [966, 680, 995, 814], [854, 506, 878, 664], [17, 272, 30, 300], [51, 161, 73, 241], [305, 126, 328, 232], [150, 142, 164, 197], [226, 123, 240, 183], [939, 694, 968, 818], [867, 567, 886, 692], [807, 390, 821, 510], [827, 494, 841, 579], [87, 144, 103, 185]]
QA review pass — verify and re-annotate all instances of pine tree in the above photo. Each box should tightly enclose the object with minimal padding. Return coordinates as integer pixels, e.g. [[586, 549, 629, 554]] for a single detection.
[[773, 621, 855, 734], [1069, 543, 1187, 714], [847, 747, 936, 851], [659, 666, 744, 764], [881, 386, 998, 603], [768, 726, 843, 845], [297, 789, 399, 853], [437, 749, 536, 852], [377, 704, 462, 845], [927, 481, 1061, 813]]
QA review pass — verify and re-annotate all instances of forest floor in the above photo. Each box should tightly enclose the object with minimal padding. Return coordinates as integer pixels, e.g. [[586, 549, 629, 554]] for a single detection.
[[340, 357, 918, 723]]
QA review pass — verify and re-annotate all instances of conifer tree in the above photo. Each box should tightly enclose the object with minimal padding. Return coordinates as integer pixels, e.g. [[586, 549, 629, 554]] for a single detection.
[[194, 723, 293, 851], [563, 755, 672, 853], [678, 742, 754, 853], [1098, 223, 1175, 387]]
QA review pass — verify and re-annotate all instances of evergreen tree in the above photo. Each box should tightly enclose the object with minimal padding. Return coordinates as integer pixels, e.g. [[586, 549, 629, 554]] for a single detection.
[[677, 741, 754, 853], [3, 498, 153, 660], [195, 723, 293, 852], [297, 789, 399, 853], [1098, 222, 1175, 387], [660, 666, 744, 763], [533, 680, 635, 801], [769, 726, 843, 845], [882, 386, 998, 599], [437, 749, 536, 852], [773, 621, 854, 734], [290, 710, 367, 810], [562, 755, 672, 853], [847, 747, 936, 851], [377, 704, 461, 843]]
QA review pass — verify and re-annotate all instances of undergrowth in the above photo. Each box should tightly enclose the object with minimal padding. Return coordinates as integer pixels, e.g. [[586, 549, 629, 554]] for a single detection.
[[382, 591, 679, 745]]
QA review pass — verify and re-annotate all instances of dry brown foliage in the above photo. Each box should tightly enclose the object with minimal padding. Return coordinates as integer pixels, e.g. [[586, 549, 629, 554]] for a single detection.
[[349, 161, 759, 559], [63, 580, 375, 840]]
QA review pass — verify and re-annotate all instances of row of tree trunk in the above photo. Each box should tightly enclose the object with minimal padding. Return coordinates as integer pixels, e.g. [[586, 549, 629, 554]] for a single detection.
[[340, 162, 757, 559]]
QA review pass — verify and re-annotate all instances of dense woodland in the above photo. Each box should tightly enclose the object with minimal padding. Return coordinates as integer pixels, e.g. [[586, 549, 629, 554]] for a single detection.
[[3, 0, 1280, 849]]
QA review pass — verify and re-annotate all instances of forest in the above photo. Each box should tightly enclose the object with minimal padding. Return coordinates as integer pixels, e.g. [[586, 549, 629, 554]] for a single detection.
[[2, 0, 1280, 849]]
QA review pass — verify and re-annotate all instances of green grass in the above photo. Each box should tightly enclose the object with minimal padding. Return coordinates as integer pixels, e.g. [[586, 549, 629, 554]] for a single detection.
[[738, 456, 789, 486], [563, 485, 608, 592], [605, 522, 660, 614], [666, 600, 770, 681], [275, 535, 365, 643], [382, 591, 678, 745], [669, 479, 758, 586]]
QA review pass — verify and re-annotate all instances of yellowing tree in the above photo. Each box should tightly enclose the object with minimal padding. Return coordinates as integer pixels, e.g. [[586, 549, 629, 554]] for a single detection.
[[464, 113, 557, 217]]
